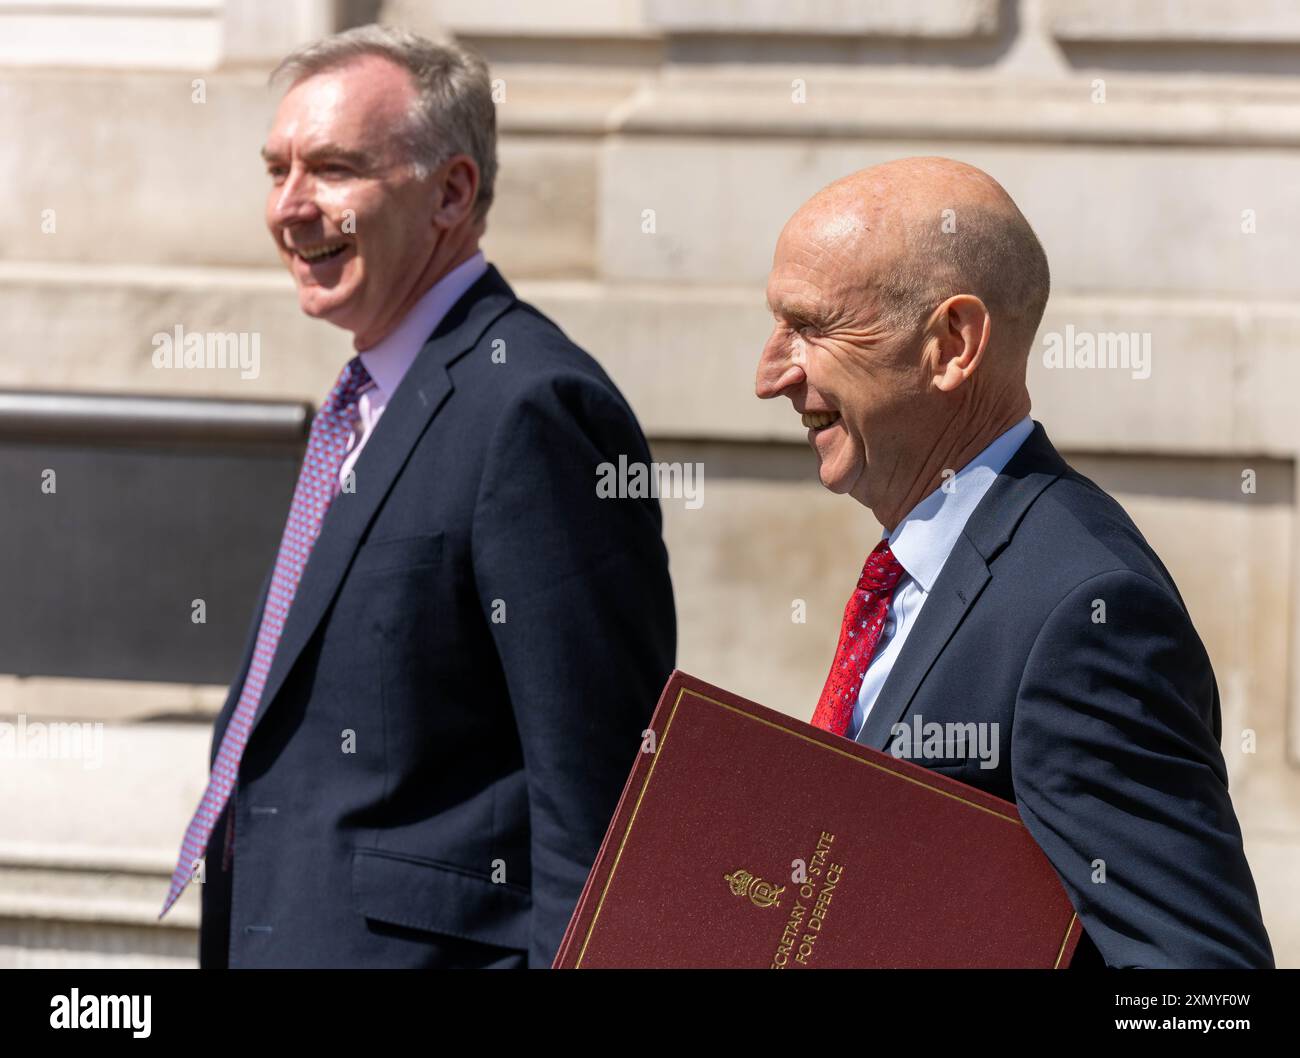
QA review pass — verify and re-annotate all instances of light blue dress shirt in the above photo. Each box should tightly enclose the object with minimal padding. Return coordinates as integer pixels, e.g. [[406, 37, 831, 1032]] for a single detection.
[[848, 416, 1034, 741]]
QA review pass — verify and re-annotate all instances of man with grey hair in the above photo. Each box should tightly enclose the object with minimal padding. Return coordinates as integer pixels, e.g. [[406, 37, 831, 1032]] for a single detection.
[[160, 24, 675, 968], [756, 156, 1272, 968]]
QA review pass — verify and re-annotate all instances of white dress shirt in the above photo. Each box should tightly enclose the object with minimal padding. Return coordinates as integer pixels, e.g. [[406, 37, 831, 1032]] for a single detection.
[[847, 416, 1035, 740], [338, 251, 489, 491]]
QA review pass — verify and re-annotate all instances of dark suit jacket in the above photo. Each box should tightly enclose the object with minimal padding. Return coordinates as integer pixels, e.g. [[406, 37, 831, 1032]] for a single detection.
[[853, 420, 1273, 968], [199, 266, 676, 968]]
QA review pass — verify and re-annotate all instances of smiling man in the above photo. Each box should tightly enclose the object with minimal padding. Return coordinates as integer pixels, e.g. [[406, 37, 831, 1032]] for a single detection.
[[159, 25, 675, 968], [756, 156, 1273, 968]]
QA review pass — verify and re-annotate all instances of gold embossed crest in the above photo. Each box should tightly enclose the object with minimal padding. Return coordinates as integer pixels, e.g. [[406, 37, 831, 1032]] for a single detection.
[[724, 868, 784, 908]]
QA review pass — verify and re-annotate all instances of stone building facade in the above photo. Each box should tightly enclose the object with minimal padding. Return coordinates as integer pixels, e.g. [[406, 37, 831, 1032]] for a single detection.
[[1, 0, 1297, 966]]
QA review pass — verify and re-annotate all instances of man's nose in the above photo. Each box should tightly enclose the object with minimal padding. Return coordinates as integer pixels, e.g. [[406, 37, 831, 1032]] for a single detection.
[[270, 168, 321, 227], [755, 332, 806, 400]]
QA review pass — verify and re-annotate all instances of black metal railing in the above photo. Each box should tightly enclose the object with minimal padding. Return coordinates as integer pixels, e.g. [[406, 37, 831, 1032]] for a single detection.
[[0, 389, 311, 685]]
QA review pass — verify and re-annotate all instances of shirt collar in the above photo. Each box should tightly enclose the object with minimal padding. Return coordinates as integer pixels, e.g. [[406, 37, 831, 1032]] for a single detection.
[[358, 250, 489, 401], [884, 416, 1034, 593]]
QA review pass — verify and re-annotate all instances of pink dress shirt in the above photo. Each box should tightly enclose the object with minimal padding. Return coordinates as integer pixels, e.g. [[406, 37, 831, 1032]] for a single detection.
[[338, 251, 489, 491]]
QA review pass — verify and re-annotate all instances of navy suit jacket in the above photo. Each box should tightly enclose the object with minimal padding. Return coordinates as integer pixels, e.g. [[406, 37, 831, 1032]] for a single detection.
[[199, 266, 676, 968], [853, 420, 1273, 968]]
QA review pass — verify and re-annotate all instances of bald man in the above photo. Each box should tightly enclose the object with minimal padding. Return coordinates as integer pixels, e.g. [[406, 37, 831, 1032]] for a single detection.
[[756, 156, 1273, 969]]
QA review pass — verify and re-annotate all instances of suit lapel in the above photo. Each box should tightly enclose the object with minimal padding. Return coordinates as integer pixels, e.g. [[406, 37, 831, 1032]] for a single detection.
[[857, 537, 990, 749], [246, 266, 516, 739], [856, 420, 1069, 750]]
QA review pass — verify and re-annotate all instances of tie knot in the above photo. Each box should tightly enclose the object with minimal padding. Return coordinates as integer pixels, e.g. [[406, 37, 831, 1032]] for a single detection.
[[322, 356, 374, 417], [857, 539, 905, 594]]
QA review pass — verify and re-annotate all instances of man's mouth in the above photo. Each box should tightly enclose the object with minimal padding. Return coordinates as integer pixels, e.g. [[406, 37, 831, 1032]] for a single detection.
[[290, 239, 351, 263], [801, 410, 841, 431]]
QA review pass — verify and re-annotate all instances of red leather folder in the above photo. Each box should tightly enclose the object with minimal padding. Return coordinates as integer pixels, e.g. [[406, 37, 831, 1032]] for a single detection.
[[554, 671, 1083, 968]]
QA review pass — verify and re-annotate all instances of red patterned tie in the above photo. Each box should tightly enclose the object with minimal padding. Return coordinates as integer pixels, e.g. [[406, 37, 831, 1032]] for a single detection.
[[810, 540, 906, 737], [159, 357, 374, 918]]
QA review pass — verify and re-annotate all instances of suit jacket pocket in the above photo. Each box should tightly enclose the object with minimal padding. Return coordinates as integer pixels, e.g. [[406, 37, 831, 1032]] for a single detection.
[[888, 735, 994, 771], [350, 532, 444, 576], [350, 847, 531, 951]]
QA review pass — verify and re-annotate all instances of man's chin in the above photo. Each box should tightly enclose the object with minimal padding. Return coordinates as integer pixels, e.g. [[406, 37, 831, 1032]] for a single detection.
[[296, 291, 349, 323], [812, 446, 868, 497], [815, 461, 854, 495]]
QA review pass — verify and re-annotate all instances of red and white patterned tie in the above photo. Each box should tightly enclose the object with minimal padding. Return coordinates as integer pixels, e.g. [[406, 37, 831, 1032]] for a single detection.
[[159, 357, 374, 918], [810, 540, 906, 738]]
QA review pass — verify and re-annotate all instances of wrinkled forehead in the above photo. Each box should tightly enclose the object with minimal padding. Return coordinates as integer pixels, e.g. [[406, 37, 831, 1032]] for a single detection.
[[768, 199, 891, 301], [266, 58, 415, 157], [782, 185, 907, 259]]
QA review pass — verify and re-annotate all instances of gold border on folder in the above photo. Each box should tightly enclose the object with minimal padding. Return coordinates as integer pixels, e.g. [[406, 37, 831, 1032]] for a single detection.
[[575, 684, 1078, 968]]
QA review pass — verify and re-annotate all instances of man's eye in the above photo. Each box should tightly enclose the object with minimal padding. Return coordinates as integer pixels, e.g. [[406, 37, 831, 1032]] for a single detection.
[[266, 167, 287, 182]]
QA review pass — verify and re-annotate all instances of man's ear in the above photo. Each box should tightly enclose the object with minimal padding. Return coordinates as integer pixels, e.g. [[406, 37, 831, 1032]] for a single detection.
[[928, 294, 991, 393], [432, 155, 480, 230]]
